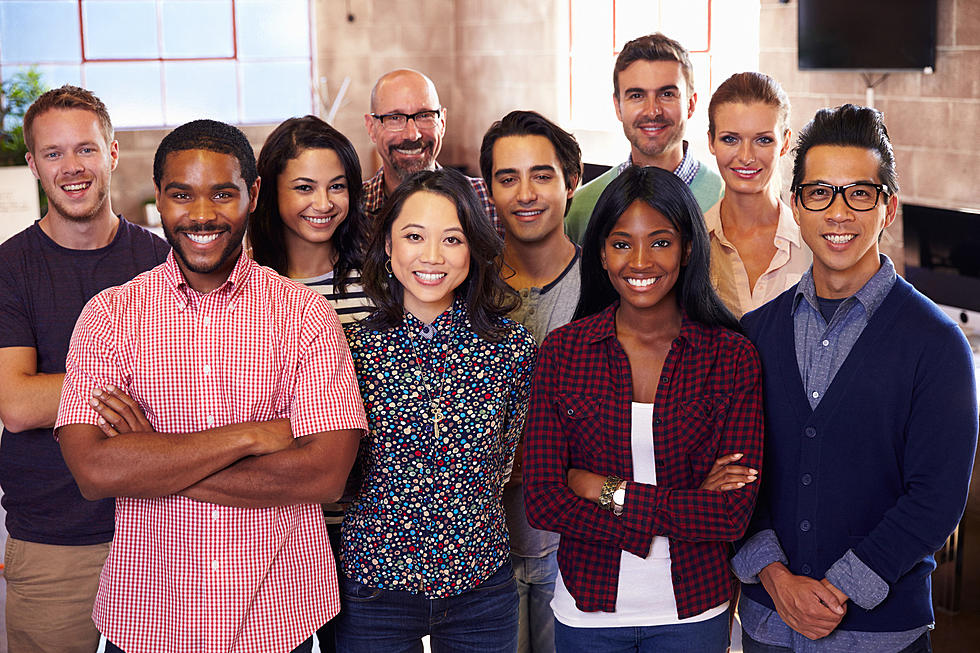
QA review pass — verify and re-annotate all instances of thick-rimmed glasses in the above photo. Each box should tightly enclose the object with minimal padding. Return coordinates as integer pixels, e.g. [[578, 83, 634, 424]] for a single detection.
[[370, 109, 442, 132], [794, 182, 890, 212]]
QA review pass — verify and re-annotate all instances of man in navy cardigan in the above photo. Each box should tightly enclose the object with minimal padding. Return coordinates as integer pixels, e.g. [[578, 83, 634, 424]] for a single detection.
[[733, 104, 977, 652]]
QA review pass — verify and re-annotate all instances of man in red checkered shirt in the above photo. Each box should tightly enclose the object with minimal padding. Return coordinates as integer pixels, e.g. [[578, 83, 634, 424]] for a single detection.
[[55, 120, 367, 653]]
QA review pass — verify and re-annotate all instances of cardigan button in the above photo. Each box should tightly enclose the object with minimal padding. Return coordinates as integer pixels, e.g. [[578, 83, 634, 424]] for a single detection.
[[800, 520, 811, 532], [801, 564, 812, 575], [801, 473, 812, 486], [804, 427, 817, 438]]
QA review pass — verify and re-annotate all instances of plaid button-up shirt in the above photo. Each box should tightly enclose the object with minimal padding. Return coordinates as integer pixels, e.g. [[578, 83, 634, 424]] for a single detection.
[[57, 252, 367, 653], [362, 166, 502, 235], [524, 304, 764, 618]]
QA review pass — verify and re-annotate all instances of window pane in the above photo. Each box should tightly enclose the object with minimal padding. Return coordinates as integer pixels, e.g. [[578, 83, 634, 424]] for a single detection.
[[161, 0, 234, 58], [0, 1, 81, 63], [163, 60, 238, 125], [236, 0, 310, 59], [2, 64, 82, 90], [661, 0, 709, 52], [240, 61, 310, 123], [570, 54, 616, 127], [570, 0, 612, 56], [84, 61, 163, 127], [614, 0, 660, 51], [82, 0, 159, 59]]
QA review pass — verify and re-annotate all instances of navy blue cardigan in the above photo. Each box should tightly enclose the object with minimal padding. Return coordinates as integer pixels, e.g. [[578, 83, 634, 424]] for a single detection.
[[739, 277, 978, 632]]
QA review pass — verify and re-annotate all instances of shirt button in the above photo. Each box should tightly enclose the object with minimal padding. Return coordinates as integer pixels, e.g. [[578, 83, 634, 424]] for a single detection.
[[654, 418, 662, 425], [800, 519, 811, 532], [206, 415, 215, 426], [822, 339, 830, 346], [203, 364, 211, 376], [211, 559, 219, 571], [212, 510, 219, 520], [804, 427, 817, 438], [566, 408, 574, 416], [811, 391, 820, 399], [202, 315, 211, 326], [801, 564, 812, 575], [660, 376, 669, 384], [801, 473, 812, 486]]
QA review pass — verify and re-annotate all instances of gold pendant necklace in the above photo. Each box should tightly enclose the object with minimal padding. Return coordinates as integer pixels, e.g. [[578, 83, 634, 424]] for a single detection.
[[405, 312, 453, 438]]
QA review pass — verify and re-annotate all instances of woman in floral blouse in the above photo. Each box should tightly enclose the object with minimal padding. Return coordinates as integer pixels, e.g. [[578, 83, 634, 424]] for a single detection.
[[337, 168, 537, 652]]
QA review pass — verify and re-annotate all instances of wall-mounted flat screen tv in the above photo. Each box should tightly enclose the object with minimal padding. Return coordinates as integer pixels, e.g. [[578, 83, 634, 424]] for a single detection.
[[798, 0, 937, 71]]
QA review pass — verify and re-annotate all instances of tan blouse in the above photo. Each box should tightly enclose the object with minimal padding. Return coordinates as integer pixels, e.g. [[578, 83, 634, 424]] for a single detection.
[[706, 199, 812, 318]]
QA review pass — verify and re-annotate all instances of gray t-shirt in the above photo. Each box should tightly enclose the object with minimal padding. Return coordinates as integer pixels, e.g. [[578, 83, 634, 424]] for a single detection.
[[504, 251, 580, 558]]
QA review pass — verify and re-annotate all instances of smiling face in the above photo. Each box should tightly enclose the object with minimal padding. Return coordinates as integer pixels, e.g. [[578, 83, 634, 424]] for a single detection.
[[277, 147, 349, 256], [156, 149, 259, 293], [365, 71, 445, 185], [601, 199, 685, 314], [490, 134, 575, 246], [792, 145, 897, 299], [26, 108, 118, 224], [386, 190, 470, 323], [614, 60, 696, 169], [709, 101, 790, 196]]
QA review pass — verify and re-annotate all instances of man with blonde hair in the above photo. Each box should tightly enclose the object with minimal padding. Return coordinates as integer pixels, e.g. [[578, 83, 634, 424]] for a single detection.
[[0, 85, 168, 652]]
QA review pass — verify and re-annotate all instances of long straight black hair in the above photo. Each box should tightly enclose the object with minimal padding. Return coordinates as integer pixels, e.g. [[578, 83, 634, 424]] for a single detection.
[[248, 115, 366, 292], [574, 166, 741, 332], [361, 168, 519, 342]]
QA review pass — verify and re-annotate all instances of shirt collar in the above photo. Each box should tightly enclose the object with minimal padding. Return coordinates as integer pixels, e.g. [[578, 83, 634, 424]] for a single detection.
[[622, 141, 700, 185], [793, 254, 896, 318], [164, 249, 254, 310], [585, 302, 703, 350]]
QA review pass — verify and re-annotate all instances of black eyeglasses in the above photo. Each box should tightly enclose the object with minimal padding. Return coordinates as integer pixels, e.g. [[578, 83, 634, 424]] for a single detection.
[[794, 182, 890, 212], [370, 109, 442, 132]]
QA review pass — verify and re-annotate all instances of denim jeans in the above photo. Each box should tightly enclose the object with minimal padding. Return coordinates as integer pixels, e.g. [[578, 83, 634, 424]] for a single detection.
[[554, 609, 730, 653], [512, 551, 558, 653], [741, 629, 932, 653], [335, 561, 519, 653]]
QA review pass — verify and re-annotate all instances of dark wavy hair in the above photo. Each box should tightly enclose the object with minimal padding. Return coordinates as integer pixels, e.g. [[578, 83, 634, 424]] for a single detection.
[[362, 168, 519, 342], [791, 103, 899, 195], [574, 166, 740, 332], [248, 115, 366, 291], [479, 110, 582, 216]]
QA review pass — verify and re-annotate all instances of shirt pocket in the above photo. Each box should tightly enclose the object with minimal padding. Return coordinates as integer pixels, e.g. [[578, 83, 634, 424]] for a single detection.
[[554, 393, 606, 462], [676, 393, 731, 484]]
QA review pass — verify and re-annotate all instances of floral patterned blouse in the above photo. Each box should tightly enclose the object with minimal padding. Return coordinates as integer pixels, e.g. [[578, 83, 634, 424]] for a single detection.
[[342, 300, 537, 598]]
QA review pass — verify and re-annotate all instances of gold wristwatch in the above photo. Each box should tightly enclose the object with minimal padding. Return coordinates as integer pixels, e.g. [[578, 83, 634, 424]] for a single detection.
[[599, 475, 624, 514]]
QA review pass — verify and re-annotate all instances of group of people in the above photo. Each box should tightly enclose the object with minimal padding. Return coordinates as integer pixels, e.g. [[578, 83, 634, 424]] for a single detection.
[[0, 30, 975, 653]]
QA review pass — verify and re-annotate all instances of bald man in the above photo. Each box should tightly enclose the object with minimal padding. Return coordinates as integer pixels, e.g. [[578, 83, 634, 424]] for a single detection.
[[363, 69, 500, 233]]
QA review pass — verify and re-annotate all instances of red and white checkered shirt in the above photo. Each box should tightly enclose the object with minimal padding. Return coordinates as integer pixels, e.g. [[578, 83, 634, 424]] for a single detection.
[[57, 252, 367, 653], [362, 165, 502, 236]]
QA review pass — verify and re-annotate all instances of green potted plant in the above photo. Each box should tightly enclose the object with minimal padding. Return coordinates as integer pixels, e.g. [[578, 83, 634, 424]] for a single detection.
[[0, 68, 48, 214]]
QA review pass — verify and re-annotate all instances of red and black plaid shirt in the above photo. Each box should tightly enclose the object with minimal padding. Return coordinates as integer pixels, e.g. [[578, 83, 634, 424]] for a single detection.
[[523, 304, 764, 618]]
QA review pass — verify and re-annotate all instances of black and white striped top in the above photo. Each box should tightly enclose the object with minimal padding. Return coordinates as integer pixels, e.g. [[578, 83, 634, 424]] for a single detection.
[[293, 269, 373, 325]]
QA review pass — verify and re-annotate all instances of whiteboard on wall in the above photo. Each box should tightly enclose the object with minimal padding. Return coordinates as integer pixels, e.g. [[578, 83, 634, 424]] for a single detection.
[[0, 166, 40, 244]]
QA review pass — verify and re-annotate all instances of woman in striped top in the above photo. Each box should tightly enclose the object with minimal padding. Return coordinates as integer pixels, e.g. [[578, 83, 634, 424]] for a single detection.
[[249, 115, 373, 324], [248, 115, 373, 653]]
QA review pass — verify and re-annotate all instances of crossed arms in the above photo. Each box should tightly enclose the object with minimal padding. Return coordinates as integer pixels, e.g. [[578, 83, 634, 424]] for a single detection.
[[58, 386, 360, 507]]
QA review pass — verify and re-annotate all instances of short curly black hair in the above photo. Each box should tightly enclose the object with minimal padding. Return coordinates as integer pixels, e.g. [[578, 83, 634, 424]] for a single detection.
[[153, 119, 258, 188]]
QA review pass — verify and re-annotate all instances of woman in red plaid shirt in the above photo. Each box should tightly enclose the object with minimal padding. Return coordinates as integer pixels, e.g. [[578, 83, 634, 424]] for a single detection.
[[524, 166, 765, 652]]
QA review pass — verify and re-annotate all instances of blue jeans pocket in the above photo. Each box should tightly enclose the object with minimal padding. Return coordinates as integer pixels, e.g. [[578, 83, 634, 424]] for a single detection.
[[340, 576, 383, 603]]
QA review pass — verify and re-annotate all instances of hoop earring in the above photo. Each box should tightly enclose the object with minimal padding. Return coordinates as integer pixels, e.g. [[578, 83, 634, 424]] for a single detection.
[[385, 259, 393, 278]]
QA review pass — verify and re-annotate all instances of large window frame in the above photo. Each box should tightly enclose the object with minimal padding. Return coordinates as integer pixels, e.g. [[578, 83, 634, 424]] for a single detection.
[[0, 0, 316, 128]]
